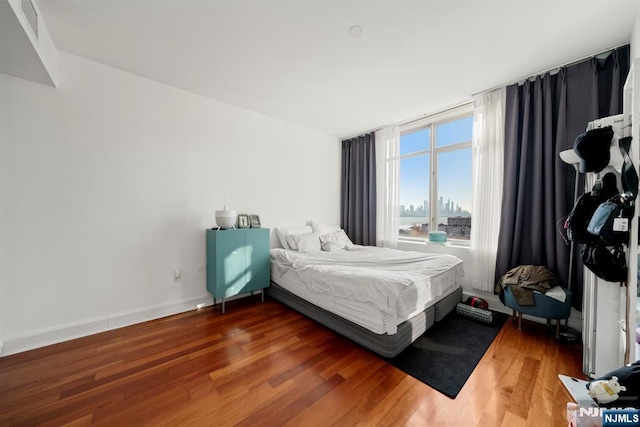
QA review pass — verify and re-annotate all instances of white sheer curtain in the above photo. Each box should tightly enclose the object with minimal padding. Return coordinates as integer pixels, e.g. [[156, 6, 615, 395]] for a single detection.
[[375, 126, 400, 248], [470, 88, 505, 291]]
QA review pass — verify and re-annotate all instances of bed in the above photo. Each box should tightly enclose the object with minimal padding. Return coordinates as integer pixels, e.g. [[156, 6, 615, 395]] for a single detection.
[[267, 226, 464, 357]]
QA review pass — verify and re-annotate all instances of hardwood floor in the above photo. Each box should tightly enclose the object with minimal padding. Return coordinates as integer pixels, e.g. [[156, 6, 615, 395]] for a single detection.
[[0, 296, 583, 426]]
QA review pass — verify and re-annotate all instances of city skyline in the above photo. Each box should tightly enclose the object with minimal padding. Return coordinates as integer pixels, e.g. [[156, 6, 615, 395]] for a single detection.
[[400, 196, 471, 217]]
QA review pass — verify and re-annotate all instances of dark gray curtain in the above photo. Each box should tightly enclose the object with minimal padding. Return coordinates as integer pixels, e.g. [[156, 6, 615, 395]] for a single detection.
[[496, 45, 629, 309], [341, 133, 376, 245]]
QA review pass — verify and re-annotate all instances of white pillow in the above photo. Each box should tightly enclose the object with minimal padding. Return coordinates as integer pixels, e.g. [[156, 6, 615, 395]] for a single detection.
[[311, 221, 341, 235], [319, 229, 354, 252], [287, 233, 321, 252], [276, 226, 313, 250]]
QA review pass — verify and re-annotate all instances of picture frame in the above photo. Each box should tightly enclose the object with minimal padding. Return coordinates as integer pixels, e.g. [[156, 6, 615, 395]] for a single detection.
[[237, 214, 250, 229], [249, 214, 261, 228]]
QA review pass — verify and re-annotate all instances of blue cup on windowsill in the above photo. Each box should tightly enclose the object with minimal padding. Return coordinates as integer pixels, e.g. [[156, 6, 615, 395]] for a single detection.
[[428, 231, 447, 243]]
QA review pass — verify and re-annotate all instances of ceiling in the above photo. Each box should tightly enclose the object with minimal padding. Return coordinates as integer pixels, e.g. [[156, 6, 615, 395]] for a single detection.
[[37, 0, 640, 138]]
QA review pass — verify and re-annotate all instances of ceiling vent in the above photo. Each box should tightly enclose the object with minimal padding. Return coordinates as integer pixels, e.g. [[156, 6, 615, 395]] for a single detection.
[[21, 0, 38, 39]]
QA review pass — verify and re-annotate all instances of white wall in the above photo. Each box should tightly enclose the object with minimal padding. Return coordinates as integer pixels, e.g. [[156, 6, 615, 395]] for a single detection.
[[0, 0, 58, 86], [0, 52, 340, 355]]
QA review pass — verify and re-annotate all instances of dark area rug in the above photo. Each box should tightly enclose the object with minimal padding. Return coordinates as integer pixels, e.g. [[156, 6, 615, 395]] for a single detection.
[[385, 310, 508, 398]]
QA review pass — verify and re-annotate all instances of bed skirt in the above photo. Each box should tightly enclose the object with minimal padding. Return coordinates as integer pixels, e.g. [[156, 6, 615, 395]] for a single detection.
[[267, 281, 462, 358], [434, 285, 464, 321]]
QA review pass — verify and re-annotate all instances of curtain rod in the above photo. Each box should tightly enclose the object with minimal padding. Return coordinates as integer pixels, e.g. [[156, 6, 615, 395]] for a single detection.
[[471, 43, 628, 98], [342, 43, 628, 141], [340, 100, 473, 141]]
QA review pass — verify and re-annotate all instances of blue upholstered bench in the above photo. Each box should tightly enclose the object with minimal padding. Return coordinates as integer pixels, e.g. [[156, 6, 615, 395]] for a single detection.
[[502, 286, 572, 338]]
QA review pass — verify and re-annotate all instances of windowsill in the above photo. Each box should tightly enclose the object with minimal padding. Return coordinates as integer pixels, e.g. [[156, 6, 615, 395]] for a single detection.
[[397, 238, 471, 251]]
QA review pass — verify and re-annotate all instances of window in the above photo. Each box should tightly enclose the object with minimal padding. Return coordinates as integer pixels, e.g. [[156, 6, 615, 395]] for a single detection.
[[398, 105, 473, 242]]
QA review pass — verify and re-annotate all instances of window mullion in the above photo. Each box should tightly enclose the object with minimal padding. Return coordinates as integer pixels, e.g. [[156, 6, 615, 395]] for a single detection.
[[436, 141, 472, 153], [430, 125, 437, 233], [399, 149, 430, 161]]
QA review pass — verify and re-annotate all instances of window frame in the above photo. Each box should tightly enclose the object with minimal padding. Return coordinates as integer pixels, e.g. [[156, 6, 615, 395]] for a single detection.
[[398, 103, 474, 245]]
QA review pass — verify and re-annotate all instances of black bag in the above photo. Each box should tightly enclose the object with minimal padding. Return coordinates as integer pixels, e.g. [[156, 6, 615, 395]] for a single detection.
[[588, 361, 640, 407], [580, 244, 627, 282], [587, 194, 633, 246]]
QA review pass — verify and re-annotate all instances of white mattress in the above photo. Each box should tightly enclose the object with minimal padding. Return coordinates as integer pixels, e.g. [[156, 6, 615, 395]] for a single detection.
[[270, 246, 464, 335]]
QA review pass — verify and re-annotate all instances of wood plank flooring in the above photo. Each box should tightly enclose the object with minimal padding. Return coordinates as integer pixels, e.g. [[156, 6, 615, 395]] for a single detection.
[[0, 296, 583, 426]]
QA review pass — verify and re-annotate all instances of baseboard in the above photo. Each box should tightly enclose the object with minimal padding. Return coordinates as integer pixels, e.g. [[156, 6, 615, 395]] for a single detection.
[[0, 295, 214, 357]]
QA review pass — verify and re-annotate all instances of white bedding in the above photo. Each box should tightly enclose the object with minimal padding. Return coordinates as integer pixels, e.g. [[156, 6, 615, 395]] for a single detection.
[[270, 246, 464, 335]]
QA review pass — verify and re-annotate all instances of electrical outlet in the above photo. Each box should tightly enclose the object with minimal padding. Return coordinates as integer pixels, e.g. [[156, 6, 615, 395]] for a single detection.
[[174, 269, 181, 282]]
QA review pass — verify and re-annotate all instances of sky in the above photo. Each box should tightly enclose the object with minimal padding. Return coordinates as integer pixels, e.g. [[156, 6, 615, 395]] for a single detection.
[[399, 116, 473, 214]]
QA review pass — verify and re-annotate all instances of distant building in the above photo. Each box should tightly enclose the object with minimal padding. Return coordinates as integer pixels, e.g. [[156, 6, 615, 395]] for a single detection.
[[446, 216, 471, 238]]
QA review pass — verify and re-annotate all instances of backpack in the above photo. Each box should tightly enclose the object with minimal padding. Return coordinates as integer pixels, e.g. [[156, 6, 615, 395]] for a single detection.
[[586, 194, 634, 246], [565, 172, 619, 244]]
